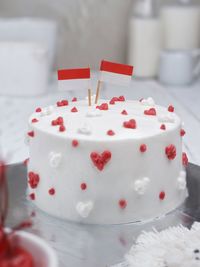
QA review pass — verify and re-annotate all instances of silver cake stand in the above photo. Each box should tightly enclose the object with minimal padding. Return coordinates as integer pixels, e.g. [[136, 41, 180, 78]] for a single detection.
[[6, 163, 198, 267]]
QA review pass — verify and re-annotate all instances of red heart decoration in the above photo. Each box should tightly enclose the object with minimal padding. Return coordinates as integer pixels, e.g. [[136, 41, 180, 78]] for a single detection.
[[144, 108, 157, 116], [90, 150, 112, 171], [123, 119, 136, 129]]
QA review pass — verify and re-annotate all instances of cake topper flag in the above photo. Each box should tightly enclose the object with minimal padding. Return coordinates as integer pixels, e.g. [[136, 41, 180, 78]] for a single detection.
[[95, 60, 134, 104], [57, 67, 92, 106]]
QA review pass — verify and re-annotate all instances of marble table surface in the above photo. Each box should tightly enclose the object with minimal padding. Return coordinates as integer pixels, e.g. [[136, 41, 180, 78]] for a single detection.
[[0, 74, 200, 165]]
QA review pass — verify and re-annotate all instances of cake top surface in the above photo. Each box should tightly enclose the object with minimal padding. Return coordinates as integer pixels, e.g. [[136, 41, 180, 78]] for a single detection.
[[28, 96, 181, 141]]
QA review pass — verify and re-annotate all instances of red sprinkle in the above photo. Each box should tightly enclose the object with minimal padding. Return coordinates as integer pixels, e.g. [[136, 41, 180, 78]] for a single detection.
[[121, 110, 128, 115], [49, 188, 55, 195], [59, 125, 66, 132], [123, 119, 136, 129], [180, 129, 186, 137], [165, 144, 176, 160], [144, 108, 157, 116], [23, 158, 29, 166], [32, 118, 38, 123], [57, 116, 64, 125], [140, 144, 147, 153], [96, 103, 109, 110], [80, 183, 87, 190], [29, 193, 35, 200], [109, 98, 116, 105], [119, 199, 127, 209], [160, 124, 166, 130], [72, 139, 79, 147], [71, 107, 78, 112], [28, 131, 34, 137], [182, 152, 188, 167], [72, 97, 77, 102], [107, 130, 115, 136], [35, 107, 41, 112], [118, 95, 125, 102], [57, 99, 68, 107], [168, 105, 174, 112], [159, 191, 165, 200], [28, 172, 40, 189]]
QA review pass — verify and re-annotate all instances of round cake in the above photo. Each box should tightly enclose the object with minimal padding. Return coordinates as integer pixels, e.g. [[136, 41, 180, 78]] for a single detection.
[[26, 96, 188, 224]]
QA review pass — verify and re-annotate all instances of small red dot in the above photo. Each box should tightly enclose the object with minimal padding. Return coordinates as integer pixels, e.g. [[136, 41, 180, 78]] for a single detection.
[[121, 110, 128, 115], [159, 191, 165, 200], [72, 139, 79, 147], [51, 120, 58, 126], [160, 124, 166, 130], [140, 144, 147, 153], [29, 193, 35, 200], [28, 131, 34, 137], [35, 107, 42, 112], [168, 105, 174, 112], [71, 107, 78, 112], [80, 183, 87, 190], [57, 116, 64, 125], [72, 97, 77, 102], [59, 125, 66, 132], [119, 199, 127, 209], [180, 129, 186, 137], [107, 130, 115, 136], [49, 188, 55, 195], [32, 118, 38, 123]]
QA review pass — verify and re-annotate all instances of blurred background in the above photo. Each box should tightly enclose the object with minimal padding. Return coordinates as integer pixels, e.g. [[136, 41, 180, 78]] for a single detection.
[[0, 0, 198, 69], [0, 0, 200, 165]]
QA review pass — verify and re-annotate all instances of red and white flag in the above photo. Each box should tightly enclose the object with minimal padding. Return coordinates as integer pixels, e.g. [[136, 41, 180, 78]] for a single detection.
[[99, 60, 133, 86], [57, 67, 90, 91]]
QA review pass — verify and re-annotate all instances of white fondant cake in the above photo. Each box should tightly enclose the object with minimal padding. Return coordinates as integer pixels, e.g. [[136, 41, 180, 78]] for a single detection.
[[27, 96, 188, 224]]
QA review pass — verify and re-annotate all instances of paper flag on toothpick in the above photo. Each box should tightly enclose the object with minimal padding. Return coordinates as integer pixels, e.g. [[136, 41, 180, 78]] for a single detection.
[[99, 60, 134, 86], [57, 68, 91, 91]]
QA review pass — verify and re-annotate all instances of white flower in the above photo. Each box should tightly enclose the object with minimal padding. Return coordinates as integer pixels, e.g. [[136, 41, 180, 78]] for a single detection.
[[141, 97, 155, 106], [49, 151, 62, 168], [158, 113, 175, 123], [76, 201, 94, 218], [78, 122, 92, 135], [177, 170, 187, 190], [133, 177, 150, 195], [86, 108, 102, 118], [40, 106, 54, 116]]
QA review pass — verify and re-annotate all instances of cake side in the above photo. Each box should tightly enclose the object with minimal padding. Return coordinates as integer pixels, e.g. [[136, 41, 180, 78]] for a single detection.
[[26, 97, 188, 224]]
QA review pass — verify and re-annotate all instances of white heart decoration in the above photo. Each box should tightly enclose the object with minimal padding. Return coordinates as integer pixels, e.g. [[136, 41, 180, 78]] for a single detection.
[[177, 170, 187, 190], [158, 113, 175, 123], [49, 152, 62, 168], [141, 97, 155, 106], [76, 201, 94, 218], [133, 177, 150, 195], [78, 122, 92, 135]]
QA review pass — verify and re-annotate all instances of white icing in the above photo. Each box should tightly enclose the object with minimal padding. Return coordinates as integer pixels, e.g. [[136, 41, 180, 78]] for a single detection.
[[133, 177, 150, 195], [24, 134, 30, 146], [141, 97, 155, 106], [27, 99, 187, 224], [177, 170, 187, 190], [158, 113, 175, 123], [48, 152, 62, 168], [76, 201, 94, 218], [77, 122, 92, 135]]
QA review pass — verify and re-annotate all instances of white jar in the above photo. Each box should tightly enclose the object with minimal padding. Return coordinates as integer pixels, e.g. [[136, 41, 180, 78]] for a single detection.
[[161, 1, 200, 50], [128, 0, 161, 78]]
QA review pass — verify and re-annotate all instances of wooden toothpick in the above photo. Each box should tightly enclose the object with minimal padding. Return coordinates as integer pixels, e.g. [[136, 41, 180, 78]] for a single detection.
[[95, 80, 102, 104], [88, 88, 92, 106]]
